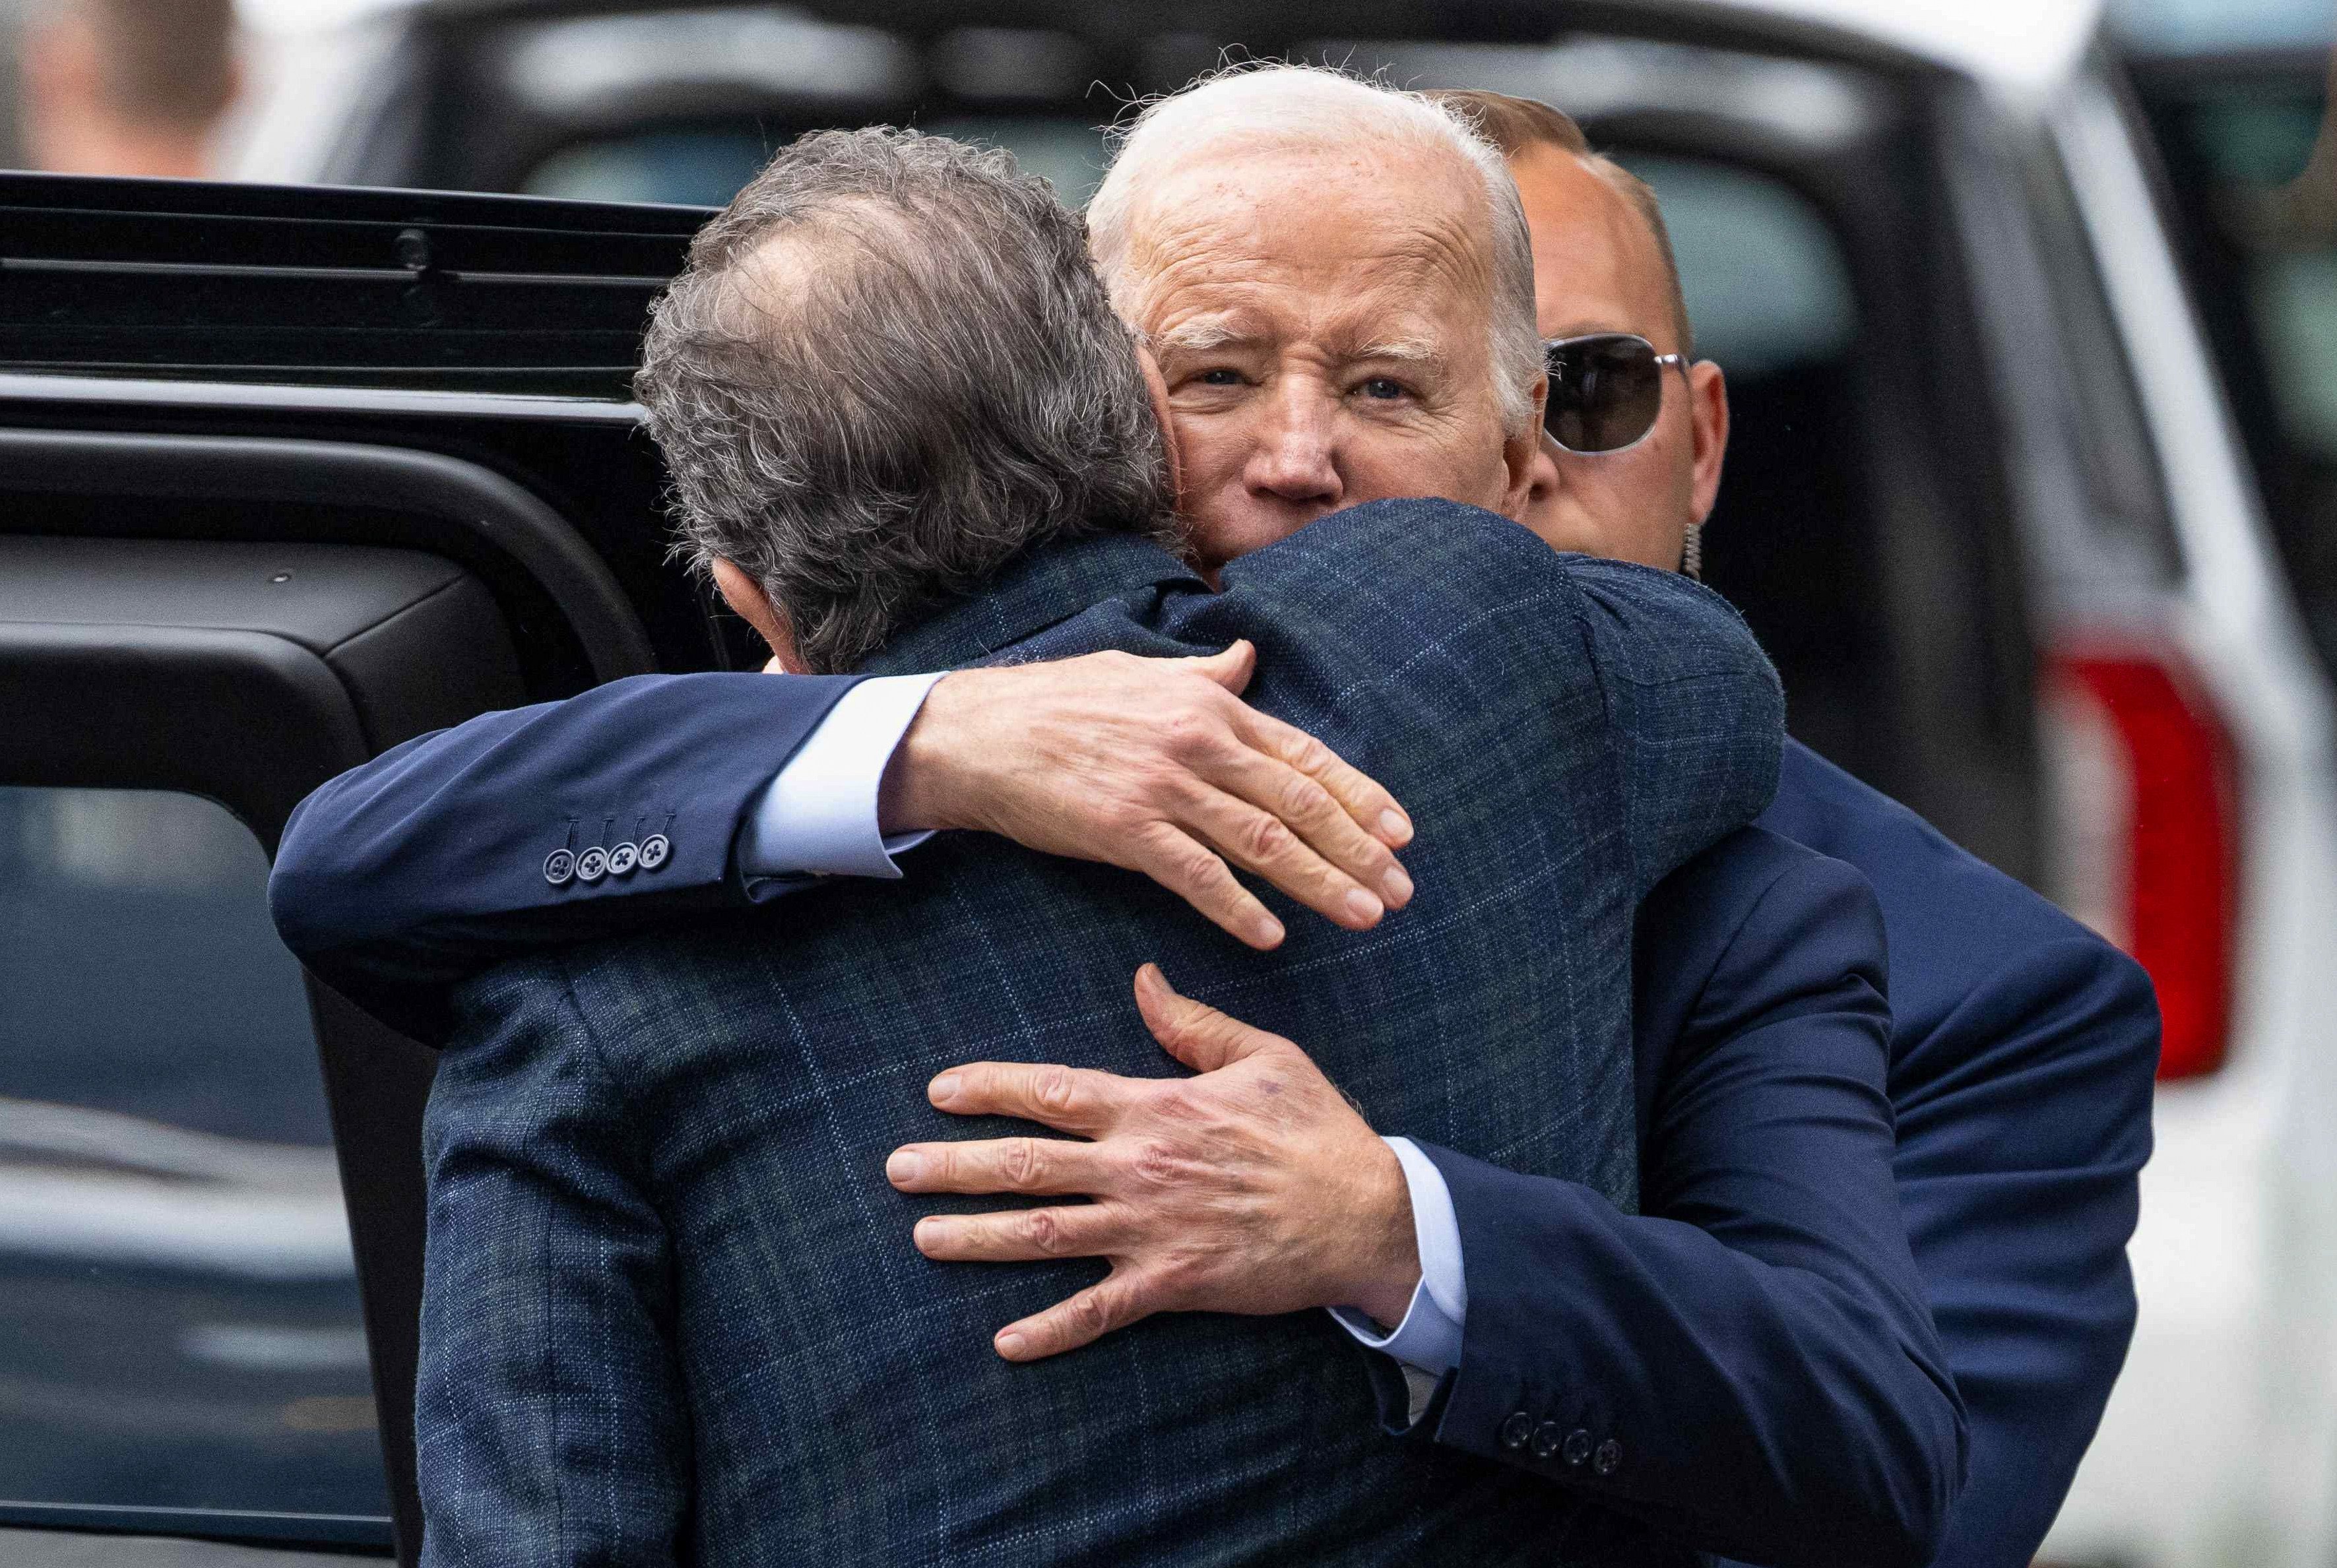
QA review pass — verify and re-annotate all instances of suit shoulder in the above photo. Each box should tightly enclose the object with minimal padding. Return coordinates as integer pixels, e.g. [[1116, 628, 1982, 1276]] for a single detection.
[[1642, 827, 1885, 988], [1764, 742, 2159, 1093], [1764, 741, 2148, 993]]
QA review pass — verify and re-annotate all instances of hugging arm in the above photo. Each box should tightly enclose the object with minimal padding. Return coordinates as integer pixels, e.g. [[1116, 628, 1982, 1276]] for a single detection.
[[271, 670, 862, 1042], [899, 848, 1965, 1568], [416, 964, 688, 1568], [271, 650, 1411, 1044], [1418, 852, 1966, 1568]]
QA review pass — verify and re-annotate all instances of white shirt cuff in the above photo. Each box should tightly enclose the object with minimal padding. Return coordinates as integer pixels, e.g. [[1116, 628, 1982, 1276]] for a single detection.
[[736, 672, 944, 884], [1328, 1135, 1468, 1381]]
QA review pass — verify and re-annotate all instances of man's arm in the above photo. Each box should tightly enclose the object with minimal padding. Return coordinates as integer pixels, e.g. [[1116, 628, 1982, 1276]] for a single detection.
[[270, 670, 860, 1041], [1889, 935, 2156, 1568], [1762, 741, 2159, 1568], [1415, 849, 1965, 1568], [271, 646, 1413, 1042], [888, 846, 1962, 1568], [416, 959, 688, 1567]]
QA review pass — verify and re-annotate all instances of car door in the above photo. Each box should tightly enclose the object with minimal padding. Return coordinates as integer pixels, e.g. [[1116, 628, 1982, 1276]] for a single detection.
[[0, 170, 715, 1565]]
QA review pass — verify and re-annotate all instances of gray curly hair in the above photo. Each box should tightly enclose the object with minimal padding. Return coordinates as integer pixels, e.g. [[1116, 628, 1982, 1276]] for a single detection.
[[636, 127, 1178, 674]]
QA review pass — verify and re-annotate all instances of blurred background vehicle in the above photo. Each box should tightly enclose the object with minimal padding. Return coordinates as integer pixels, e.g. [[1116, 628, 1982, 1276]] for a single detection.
[[2, 0, 2333, 1563]]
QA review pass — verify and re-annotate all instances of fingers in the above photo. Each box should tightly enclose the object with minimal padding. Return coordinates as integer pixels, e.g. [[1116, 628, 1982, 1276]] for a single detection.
[[1127, 823, 1287, 950], [1133, 964, 1287, 1073], [1244, 710, 1413, 852], [924, 1060, 1133, 1133], [886, 1134, 1108, 1197], [911, 1202, 1126, 1263], [1186, 639, 1257, 696], [1186, 741, 1413, 927], [993, 1269, 1157, 1362]]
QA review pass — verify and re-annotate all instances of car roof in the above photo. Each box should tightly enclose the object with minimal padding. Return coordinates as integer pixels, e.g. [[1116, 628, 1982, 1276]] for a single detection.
[[237, 0, 2106, 96]]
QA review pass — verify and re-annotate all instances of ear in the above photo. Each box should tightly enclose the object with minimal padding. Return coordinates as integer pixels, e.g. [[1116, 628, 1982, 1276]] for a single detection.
[[709, 559, 805, 673], [1498, 371, 1550, 522], [1136, 341, 1186, 510], [1687, 360, 1730, 528]]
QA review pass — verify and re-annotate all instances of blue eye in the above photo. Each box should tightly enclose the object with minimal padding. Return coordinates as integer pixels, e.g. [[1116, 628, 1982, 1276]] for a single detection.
[[1361, 378, 1407, 400], [1198, 368, 1242, 386]]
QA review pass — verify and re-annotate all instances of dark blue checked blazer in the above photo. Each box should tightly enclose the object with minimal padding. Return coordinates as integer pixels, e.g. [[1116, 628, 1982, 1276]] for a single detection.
[[414, 499, 1800, 1567]]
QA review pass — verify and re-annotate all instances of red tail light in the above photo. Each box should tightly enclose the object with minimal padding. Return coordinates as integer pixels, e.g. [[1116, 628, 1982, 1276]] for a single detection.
[[2041, 643, 2240, 1079]]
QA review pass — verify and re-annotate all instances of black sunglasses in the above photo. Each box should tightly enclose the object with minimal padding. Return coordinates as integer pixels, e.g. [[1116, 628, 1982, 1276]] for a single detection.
[[1542, 333, 1692, 455]]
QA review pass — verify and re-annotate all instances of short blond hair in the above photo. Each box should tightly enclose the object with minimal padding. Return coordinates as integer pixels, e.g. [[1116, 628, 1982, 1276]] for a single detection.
[[1429, 89, 1694, 357]]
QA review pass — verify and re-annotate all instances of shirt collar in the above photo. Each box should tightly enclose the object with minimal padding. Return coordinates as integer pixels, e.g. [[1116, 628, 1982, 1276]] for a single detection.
[[854, 532, 1205, 675]]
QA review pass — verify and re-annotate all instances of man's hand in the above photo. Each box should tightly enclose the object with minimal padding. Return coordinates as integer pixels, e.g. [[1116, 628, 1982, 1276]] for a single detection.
[[878, 643, 1413, 949], [885, 964, 1422, 1361]]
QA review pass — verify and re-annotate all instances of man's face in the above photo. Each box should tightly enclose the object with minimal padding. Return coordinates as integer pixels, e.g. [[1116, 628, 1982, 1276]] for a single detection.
[[1124, 147, 1540, 570], [1508, 144, 1729, 571]]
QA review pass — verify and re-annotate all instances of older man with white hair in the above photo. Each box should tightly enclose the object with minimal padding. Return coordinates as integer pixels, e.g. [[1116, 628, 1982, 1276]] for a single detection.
[[274, 65, 1962, 1568]]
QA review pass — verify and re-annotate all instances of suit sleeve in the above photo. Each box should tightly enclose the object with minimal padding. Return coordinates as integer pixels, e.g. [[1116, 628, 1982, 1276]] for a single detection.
[[1561, 557, 1785, 898], [268, 670, 860, 1042], [416, 961, 688, 1567], [1891, 936, 2157, 1568], [1412, 856, 1966, 1568]]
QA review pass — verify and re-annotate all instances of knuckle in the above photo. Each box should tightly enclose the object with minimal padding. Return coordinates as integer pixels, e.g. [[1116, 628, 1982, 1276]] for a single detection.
[[1159, 708, 1215, 756], [1279, 772, 1333, 823], [1130, 1137, 1184, 1188], [1022, 1208, 1068, 1257], [1242, 813, 1294, 863], [1178, 843, 1231, 891], [1032, 1065, 1079, 1117], [1002, 1138, 1050, 1189], [1070, 1288, 1116, 1338]]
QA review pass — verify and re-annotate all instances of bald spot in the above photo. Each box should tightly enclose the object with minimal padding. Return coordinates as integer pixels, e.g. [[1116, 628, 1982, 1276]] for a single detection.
[[1510, 142, 1685, 354]]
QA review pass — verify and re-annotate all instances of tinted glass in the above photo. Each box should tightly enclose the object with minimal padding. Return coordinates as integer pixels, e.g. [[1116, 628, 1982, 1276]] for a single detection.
[[522, 115, 1107, 207], [2135, 57, 2337, 672], [0, 788, 388, 1530]]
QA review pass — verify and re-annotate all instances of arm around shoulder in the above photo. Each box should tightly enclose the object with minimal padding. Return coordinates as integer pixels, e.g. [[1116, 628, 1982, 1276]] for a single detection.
[[269, 670, 859, 1041], [1413, 848, 1965, 1568]]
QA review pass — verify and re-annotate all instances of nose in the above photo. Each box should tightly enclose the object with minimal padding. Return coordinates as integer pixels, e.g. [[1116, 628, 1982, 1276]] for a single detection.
[[1243, 379, 1343, 512]]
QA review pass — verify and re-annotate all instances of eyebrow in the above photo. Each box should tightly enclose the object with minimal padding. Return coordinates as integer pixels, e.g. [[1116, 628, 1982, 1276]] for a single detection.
[[1151, 319, 1445, 367], [1151, 316, 1253, 355], [1351, 335, 1440, 365]]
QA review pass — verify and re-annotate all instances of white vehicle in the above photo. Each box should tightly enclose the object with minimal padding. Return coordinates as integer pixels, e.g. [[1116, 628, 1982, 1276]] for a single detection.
[[1, 0, 2326, 1562]]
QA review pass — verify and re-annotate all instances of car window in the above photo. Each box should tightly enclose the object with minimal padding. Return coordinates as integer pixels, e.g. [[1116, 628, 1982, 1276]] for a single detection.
[[0, 786, 389, 1531], [523, 113, 1109, 207], [2132, 54, 2337, 671], [1612, 153, 1857, 375]]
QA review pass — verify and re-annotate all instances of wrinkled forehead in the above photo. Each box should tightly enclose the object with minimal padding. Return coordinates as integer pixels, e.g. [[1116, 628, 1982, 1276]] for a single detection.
[[1118, 144, 1497, 345]]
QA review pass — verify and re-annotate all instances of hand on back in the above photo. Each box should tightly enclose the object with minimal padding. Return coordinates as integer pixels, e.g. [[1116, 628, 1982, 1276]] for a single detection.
[[878, 641, 1414, 948], [887, 964, 1421, 1360]]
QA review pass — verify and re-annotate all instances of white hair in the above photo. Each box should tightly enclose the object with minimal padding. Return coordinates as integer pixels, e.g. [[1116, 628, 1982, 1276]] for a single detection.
[[1087, 63, 1543, 437]]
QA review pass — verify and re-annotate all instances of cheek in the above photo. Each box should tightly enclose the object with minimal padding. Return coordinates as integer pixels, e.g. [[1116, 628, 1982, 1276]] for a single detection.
[[1337, 418, 1510, 509], [1167, 411, 1242, 487]]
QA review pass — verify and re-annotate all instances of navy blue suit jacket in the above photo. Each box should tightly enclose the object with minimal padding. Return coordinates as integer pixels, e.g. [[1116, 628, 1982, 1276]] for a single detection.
[[1409, 745, 2157, 1568], [415, 508, 1812, 1567], [272, 533, 2112, 1567], [1756, 743, 2156, 1568]]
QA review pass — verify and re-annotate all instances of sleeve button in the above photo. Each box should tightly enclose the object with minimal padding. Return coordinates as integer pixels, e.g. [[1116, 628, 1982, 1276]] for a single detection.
[[542, 848, 576, 886], [575, 846, 610, 883], [608, 842, 639, 875], [637, 832, 671, 871], [1561, 1428, 1592, 1468], [1498, 1412, 1534, 1451], [1529, 1421, 1565, 1460], [1593, 1437, 1623, 1476]]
